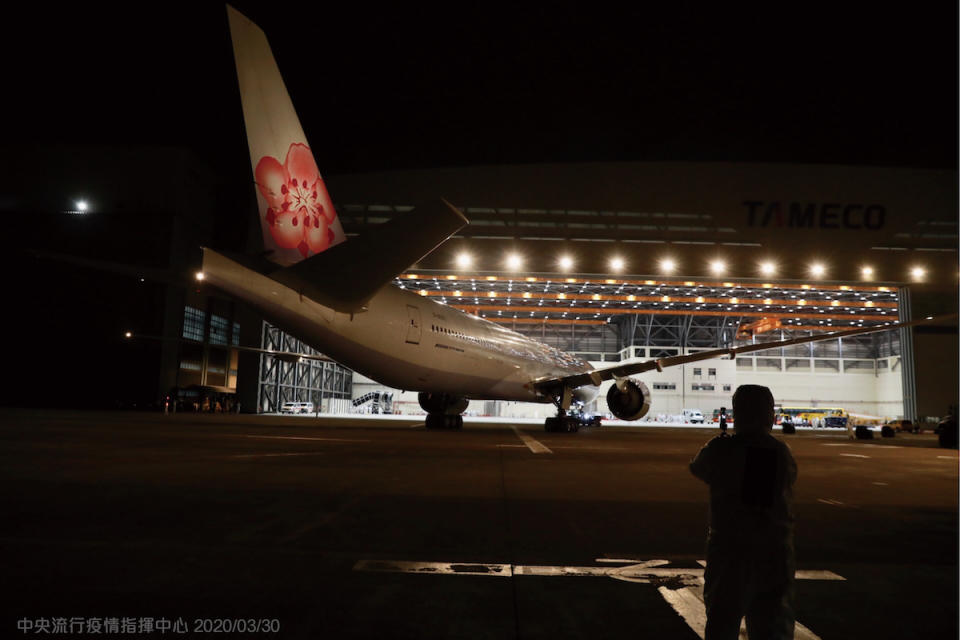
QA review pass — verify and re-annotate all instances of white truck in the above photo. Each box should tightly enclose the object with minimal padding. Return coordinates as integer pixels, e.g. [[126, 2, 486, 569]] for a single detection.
[[682, 409, 705, 424]]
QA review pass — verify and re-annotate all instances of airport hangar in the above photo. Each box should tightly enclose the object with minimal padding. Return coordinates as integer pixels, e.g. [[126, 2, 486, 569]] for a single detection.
[[161, 160, 956, 423]]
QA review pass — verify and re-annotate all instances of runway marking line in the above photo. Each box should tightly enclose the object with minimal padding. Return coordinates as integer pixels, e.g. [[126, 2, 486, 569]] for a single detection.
[[510, 426, 552, 454], [817, 498, 844, 506], [230, 452, 326, 459], [354, 558, 840, 640], [551, 445, 628, 451], [226, 434, 369, 443], [839, 453, 870, 458], [936, 455, 957, 460]]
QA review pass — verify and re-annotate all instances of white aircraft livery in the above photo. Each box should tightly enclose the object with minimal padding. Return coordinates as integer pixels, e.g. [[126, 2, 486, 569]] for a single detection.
[[202, 6, 946, 431]]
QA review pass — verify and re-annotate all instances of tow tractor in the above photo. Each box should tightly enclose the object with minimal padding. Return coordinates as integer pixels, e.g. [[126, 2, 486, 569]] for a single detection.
[[544, 402, 602, 432]]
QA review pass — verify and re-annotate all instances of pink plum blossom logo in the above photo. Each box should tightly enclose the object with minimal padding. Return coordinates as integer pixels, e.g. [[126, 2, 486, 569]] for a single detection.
[[255, 143, 338, 258]]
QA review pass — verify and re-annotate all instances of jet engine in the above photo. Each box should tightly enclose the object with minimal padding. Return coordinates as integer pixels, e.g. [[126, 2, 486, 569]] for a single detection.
[[606, 378, 651, 421], [418, 392, 469, 415]]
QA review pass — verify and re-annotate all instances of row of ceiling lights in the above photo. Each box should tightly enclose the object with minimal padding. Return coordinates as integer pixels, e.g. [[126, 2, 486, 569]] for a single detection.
[[418, 289, 892, 308], [453, 252, 928, 281]]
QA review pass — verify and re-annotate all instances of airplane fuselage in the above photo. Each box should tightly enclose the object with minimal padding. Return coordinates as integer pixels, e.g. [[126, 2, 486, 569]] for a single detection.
[[203, 249, 596, 404]]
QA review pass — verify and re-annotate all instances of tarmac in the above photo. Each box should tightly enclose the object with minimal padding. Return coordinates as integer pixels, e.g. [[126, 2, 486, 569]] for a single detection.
[[1, 410, 956, 638]]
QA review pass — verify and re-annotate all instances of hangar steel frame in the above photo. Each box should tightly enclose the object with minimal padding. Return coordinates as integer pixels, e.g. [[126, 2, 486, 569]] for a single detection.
[[257, 323, 353, 414]]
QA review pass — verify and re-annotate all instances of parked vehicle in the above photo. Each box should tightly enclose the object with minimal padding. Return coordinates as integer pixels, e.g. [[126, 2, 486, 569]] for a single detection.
[[936, 415, 958, 449], [891, 419, 918, 434], [281, 401, 314, 414], [682, 409, 704, 424]]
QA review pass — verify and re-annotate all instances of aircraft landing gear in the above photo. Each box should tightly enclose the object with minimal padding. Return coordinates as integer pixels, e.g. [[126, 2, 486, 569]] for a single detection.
[[544, 391, 580, 433], [425, 414, 463, 430], [544, 414, 580, 433]]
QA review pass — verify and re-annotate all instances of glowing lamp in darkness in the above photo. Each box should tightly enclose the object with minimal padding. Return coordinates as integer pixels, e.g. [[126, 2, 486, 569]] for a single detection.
[[759, 262, 775, 276], [660, 258, 676, 274], [455, 252, 473, 269], [609, 257, 625, 272], [809, 263, 826, 277], [558, 255, 574, 270], [505, 254, 523, 270], [75, 200, 88, 212], [709, 260, 726, 275], [910, 266, 926, 279], [195, 272, 205, 281]]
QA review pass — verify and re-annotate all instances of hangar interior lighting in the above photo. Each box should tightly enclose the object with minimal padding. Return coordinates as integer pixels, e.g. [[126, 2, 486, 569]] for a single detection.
[[455, 252, 473, 269], [505, 254, 523, 270], [195, 272, 205, 281], [910, 266, 926, 279], [709, 260, 726, 275], [810, 263, 826, 277], [75, 200, 88, 212], [660, 258, 676, 274], [610, 257, 625, 272], [558, 255, 574, 270], [759, 261, 776, 276], [861, 266, 874, 278]]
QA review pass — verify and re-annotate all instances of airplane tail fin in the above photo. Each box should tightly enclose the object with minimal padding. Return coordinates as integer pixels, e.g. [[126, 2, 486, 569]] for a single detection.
[[227, 5, 346, 266], [269, 199, 469, 313]]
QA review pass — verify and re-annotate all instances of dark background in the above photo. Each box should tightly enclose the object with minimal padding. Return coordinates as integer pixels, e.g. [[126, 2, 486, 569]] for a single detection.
[[3, 2, 957, 175], [0, 1, 956, 408]]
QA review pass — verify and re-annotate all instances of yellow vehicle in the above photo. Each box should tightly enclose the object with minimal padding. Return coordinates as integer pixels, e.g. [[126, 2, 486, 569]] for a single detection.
[[776, 406, 848, 428]]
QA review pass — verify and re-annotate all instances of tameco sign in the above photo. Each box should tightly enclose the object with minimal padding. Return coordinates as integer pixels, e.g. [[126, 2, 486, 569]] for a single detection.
[[745, 201, 885, 230]]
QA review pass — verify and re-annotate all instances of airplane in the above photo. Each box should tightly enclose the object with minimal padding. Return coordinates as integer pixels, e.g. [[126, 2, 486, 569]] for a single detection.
[[201, 6, 950, 433]]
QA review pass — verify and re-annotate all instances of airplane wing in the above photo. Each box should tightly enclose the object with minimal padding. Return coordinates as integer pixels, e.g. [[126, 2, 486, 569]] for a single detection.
[[533, 314, 956, 391], [123, 332, 333, 364]]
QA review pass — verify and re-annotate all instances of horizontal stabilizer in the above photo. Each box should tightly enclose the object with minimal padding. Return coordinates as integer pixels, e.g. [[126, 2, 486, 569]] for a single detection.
[[268, 199, 468, 313]]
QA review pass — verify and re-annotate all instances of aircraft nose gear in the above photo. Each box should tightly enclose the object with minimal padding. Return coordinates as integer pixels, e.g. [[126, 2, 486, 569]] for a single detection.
[[544, 387, 580, 432]]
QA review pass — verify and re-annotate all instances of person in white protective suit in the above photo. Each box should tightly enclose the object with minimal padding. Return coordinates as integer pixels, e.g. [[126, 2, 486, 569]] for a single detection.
[[689, 384, 798, 640]]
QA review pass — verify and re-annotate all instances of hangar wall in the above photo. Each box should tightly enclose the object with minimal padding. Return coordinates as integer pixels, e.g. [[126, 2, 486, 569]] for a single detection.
[[327, 161, 957, 419], [351, 349, 903, 421]]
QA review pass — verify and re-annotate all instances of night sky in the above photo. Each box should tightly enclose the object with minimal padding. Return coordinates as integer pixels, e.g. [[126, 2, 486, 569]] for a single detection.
[[4, 2, 957, 178]]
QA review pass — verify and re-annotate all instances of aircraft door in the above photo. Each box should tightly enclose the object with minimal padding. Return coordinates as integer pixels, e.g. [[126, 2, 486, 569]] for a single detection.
[[405, 305, 421, 344]]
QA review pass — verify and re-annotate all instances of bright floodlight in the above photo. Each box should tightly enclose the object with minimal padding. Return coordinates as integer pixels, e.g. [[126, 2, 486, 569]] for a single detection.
[[810, 263, 826, 277], [505, 253, 523, 270], [861, 265, 874, 278], [124, 331, 132, 338], [455, 252, 473, 269], [558, 255, 574, 270], [74, 200, 89, 212], [195, 271, 205, 281], [759, 261, 776, 276], [709, 260, 726, 275], [911, 266, 926, 279], [660, 258, 676, 273], [609, 257, 625, 272]]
